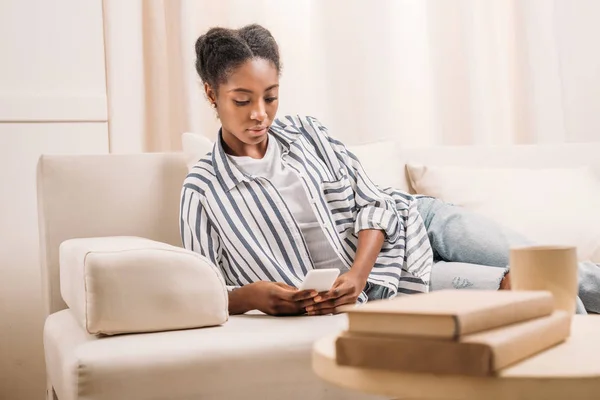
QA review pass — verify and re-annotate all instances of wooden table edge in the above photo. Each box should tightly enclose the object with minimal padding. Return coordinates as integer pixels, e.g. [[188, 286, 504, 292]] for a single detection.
[[312, 315, 600, 399]]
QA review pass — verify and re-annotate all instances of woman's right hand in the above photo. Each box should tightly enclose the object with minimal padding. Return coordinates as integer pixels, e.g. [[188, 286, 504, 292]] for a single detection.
[[248, 281, 318, 316]]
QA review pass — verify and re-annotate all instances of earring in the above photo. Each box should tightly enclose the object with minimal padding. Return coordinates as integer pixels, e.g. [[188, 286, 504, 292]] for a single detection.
[[211, 103, 219, 119]]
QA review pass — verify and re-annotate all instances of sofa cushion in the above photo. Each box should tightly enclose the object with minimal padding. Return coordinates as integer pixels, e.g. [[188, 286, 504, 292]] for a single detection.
[[44, 309, 379, 400], [60, 236, 228, 335], [407, 164, 600, 262]]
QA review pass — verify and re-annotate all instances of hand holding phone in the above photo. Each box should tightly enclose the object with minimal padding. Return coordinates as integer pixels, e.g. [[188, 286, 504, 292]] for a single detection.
[[299, 268, 340, 292]]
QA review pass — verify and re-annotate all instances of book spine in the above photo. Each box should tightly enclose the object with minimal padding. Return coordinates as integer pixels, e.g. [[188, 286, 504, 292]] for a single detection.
[[337, 311, 570, 376], [336, 333, 493, 376]]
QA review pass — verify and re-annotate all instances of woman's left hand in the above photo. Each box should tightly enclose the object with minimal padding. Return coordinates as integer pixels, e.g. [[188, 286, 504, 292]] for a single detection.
[[302, 271, 367, 315]]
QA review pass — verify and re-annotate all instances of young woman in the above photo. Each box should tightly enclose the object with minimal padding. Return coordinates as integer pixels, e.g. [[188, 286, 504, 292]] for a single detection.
[[181, 24, 594, 316]]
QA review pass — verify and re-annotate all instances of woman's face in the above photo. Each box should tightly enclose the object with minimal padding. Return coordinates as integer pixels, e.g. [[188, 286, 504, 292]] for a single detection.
[[207, 58, 279, 153]]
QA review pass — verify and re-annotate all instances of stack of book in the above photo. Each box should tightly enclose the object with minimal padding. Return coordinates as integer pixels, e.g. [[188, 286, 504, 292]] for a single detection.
[[336, 290, 570, 376]]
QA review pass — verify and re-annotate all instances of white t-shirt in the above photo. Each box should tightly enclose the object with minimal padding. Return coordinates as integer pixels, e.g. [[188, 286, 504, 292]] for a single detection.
[[228, 136, 348, 272]]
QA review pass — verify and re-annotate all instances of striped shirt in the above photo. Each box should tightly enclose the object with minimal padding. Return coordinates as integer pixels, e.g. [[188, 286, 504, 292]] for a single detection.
[[180, 115, 433, 301]]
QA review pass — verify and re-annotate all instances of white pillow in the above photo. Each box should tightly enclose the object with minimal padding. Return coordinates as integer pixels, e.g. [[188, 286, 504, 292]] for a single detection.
[[407, 164, 600, 262], [348, 141, 409, 191], [182, 132, 213, 171]]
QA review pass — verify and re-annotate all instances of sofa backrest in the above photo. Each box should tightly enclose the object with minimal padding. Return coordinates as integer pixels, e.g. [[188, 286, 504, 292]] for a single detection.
[[37, 153, 189, 315], [350, 141, 600, 192], [38, 141, 600, 315]]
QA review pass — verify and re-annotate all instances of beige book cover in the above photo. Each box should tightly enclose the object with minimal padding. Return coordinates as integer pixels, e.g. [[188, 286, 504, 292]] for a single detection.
[[341, 290, 554, 339], [336, 310, 570, 376]]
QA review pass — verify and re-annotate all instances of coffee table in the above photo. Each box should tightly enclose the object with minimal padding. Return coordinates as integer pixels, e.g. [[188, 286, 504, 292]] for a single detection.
[[313, 315, 600, 399]]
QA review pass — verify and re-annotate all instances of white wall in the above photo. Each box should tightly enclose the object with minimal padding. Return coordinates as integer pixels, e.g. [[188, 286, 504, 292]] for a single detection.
[[0, 1, 109, 399]]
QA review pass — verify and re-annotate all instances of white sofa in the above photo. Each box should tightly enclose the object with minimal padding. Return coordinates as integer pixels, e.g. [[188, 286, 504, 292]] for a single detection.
[[37, 140, 600, 400]]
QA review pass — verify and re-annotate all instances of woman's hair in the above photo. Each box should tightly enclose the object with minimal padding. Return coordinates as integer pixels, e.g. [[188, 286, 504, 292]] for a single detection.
[[195, 24, 281, 89]]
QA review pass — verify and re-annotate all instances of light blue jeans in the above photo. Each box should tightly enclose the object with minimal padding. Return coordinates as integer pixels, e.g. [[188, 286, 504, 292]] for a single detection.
[[367, 197, 598, 314]]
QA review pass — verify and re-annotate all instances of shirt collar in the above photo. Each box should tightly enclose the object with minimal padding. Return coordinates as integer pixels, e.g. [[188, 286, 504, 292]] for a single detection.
[[212, 118, 302, 192], [268, 116, 302, 152]]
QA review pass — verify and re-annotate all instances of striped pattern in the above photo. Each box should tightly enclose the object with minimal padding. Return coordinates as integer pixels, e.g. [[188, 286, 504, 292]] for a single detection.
[[180, 115, 433, 301]]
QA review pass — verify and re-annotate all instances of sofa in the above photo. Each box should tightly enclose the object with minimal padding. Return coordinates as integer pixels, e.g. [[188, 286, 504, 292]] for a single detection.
[[37, 136, 600, 400]]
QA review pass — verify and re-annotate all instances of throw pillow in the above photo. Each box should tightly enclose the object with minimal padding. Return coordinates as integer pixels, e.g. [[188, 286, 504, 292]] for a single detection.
[[407, 164, 600, 262], [182, 132, 213, 171]]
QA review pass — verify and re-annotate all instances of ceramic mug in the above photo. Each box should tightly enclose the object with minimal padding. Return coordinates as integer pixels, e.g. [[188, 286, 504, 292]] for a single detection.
[[509, 245, 578, 314]]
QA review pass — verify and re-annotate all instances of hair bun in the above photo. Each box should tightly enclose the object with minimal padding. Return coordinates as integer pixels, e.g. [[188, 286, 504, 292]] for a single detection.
[[195, 27, 233, 57], [195, 24, 281, 88]]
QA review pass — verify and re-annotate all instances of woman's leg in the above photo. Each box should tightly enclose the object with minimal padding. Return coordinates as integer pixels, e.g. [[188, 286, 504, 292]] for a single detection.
[[416, 197, 531, 267], [578, 261, 600, 313], [364, 282, 390, 302], [417, 197, 594, 314]]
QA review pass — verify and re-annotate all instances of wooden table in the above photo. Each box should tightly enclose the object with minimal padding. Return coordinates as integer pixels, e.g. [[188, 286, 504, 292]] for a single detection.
[[313, 315, 600, 400]]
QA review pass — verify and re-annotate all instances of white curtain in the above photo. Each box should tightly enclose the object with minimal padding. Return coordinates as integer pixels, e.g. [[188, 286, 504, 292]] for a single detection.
[[103, 0, 600, 152]]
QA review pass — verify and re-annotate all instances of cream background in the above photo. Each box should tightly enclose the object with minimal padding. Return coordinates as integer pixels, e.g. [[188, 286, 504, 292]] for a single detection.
[[0, 1, 109, 399], [1, 0, 600, 399], [104, 0, 600, 152]]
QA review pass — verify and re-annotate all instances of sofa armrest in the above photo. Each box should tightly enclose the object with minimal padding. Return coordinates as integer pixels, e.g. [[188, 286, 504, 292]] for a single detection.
[[59, 236, 228, 335]]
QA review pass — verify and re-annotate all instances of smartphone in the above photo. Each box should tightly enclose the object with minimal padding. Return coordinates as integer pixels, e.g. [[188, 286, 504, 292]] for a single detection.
[[299, 268, 340, 292]]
